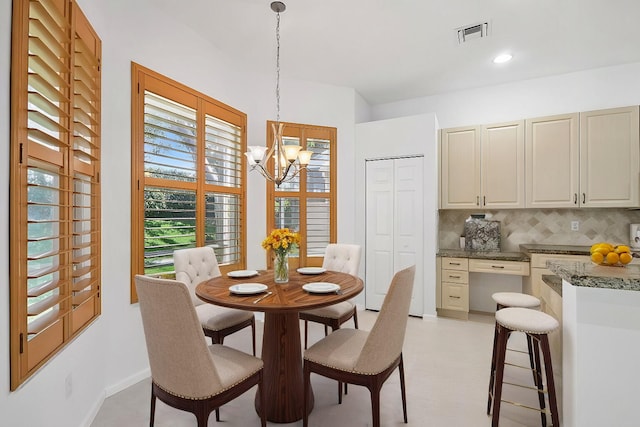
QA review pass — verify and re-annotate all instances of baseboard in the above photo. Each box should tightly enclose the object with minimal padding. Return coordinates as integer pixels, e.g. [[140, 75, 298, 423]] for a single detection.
[[104, 368, 150, 397], [80, 390, 106, 427]]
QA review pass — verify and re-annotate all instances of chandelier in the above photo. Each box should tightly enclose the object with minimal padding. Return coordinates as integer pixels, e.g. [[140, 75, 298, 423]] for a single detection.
[[245, 1, 312, 187]]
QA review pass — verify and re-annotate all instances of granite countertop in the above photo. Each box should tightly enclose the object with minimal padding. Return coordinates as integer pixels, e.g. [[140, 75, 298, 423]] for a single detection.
[[541, 274, 563, 296], [547, 260, 640, 292], [519, 244, 591, 255], [437, 249, 529, 262]]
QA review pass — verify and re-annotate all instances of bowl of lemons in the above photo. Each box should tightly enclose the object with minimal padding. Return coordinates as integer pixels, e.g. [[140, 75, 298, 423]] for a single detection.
[[590, 242, 633, 266]]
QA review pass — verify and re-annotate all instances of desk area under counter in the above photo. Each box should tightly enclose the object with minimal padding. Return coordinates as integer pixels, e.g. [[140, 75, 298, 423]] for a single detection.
[[436, 249, 530, 320]]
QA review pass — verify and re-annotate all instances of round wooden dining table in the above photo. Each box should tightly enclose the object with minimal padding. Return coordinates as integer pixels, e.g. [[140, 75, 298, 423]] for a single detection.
[[195, 269, 364, 423]]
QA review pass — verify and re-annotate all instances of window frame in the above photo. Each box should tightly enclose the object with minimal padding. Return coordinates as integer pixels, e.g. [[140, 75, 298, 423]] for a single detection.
[[9, 0, 102, 390], [130, 63, 247, 302], [265, 121, 337, 268]]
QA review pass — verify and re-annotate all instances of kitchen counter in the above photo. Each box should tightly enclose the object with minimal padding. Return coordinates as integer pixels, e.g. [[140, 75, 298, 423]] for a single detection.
[[556, 260, 640, 426], [437, 249, 529, 262], [541, 274, 562, 296], [519, 244, 591, 256], [547, 260, 640, 292]]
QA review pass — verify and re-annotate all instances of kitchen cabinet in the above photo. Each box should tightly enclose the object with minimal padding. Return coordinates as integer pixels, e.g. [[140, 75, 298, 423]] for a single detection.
[[525, 113, 579, 208], [579, 106, 640, 207], [440, 121, 524, 209], [524, 253, 590, 297], [440, 126, 480, 209]]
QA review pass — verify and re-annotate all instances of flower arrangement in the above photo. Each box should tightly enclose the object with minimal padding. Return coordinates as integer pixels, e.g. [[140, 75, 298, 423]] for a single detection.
[[262, 228, 300, 283], [261, 228, 300, 256]]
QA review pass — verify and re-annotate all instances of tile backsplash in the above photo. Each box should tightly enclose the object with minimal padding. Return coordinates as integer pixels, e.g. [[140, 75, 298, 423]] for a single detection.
[[439, 209, 640, 252]]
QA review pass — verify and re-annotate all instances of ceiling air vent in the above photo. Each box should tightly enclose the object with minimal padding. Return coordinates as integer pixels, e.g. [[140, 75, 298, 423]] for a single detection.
[[457, 22, 489, 44]]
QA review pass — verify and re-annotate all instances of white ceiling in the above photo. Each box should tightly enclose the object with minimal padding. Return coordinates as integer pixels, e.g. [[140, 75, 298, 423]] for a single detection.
[[156, 0, 640, 105]]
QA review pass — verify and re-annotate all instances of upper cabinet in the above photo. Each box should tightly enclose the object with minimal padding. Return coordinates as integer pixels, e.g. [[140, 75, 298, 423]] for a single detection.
[[441, 105, 640, 210], [579, 106, 639, 208], [440, 126, 480, 209], [440, 121, 524, 209], [525, 113, 579, 208]]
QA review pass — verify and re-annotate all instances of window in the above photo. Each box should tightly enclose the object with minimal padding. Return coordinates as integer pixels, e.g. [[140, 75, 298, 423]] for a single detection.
[[10, 0, 102, 389], [266, 122, 337, 267], [131, 64, 247, 301]]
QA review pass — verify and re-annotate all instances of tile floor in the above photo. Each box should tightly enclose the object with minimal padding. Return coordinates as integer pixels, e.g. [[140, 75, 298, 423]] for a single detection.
[[90, 311, 555, 426]]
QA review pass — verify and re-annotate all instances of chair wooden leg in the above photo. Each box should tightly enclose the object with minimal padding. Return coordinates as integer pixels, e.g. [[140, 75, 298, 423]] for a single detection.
[[491, 324, 509, 427], [370, 384, 381, 427], [258, 372, 267, 427], [215, 408, 220, 422], [304, 320, 309, 350], [540, 334, 560, 427], [324, 324, 329, 336], [338, 381, 343, 404], [353, 308, 359, 329], [399, 354, 408, 423], [150, 388, 156, 427], [303, 363, 311, 427], [195, 404, 209, 427], [251, 318, 256, 356]]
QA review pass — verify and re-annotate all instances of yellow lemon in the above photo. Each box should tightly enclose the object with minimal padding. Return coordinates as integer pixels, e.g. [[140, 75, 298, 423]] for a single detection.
[[619, 252, 633, 265], [591, 252, 604, 264], [593, 247, 611, 256], [606, 252, 620, 265], [615, 245, 631, 254]]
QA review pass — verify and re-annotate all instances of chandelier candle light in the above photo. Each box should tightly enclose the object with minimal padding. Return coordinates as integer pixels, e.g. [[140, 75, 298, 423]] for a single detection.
[[262, 228, 300, 283], [245, 1, 312, 187]]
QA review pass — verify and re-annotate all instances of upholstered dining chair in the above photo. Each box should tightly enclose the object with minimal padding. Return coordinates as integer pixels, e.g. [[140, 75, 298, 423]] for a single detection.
[[173, 246, 256, 355], [135, 275, 266, 427], [302, 265, 416, 427], [299, 243, 362, 349]]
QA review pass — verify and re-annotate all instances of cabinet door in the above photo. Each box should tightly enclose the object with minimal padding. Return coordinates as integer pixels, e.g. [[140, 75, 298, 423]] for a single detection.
[[580, 106, 640, 207], [440, 126, 481, 209], [525, 113, 579, 208], [481, 121, 525, 208]]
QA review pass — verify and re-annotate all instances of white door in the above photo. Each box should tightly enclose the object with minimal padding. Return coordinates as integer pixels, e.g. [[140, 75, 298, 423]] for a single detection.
[[365, 156, 423, 315]]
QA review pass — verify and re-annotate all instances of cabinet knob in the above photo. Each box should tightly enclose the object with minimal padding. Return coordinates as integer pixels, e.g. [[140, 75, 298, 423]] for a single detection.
[[491, 265, 505, 269], [583, 193, 586, 204], [574, 193, 577, 204]]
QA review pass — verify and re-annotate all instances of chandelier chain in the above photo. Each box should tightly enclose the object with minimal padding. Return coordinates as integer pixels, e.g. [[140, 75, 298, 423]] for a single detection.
[[275, 10, 281, 124]]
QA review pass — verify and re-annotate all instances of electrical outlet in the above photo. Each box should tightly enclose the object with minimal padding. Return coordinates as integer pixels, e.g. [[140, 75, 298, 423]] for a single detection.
[[65, 373, 72, 398], [571, 221, 579, 231]]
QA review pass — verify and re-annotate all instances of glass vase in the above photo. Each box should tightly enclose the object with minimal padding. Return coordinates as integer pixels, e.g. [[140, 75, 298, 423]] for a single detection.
[[274, 252, 289, 283]]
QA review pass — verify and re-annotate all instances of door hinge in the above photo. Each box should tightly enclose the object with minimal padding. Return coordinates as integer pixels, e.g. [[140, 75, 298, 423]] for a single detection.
[[19, 333, 24, 354]]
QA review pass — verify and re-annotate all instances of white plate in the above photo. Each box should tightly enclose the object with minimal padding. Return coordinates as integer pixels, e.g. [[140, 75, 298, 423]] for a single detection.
[[302, 282, 341, 294], [228, 269, 259, 278], [229, 283, 268, 295], [297, 267, 327, 275]]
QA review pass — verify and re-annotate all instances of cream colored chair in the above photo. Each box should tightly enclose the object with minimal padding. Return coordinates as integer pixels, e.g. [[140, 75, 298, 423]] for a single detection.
[[302, 265, 416, 427], [173, 246, 256, 355], [299, 243, 362, 349], [135, 275, 266, 427]]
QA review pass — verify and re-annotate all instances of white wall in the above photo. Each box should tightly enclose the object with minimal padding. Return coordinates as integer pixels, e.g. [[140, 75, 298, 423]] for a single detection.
[[371, 62, 640, 128], [354, 114, 438, 316], [0, 0, 358, 425]]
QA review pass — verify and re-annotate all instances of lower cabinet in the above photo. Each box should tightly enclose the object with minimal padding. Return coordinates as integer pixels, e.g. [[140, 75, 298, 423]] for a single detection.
[[436, 256, 530, 320]]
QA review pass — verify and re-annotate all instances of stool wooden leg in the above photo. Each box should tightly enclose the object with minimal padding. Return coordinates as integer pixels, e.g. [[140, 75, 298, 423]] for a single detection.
[[487, 322, 499, 414], [540, 334, 560, 427], [491, 324, 509, 427], [530, 334, 547, 427]]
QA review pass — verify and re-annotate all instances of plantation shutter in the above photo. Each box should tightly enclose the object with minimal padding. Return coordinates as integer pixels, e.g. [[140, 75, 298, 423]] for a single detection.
[[10, 0, 101, 389], [131, 64, 246, 301], [267, 123, 337, 267]]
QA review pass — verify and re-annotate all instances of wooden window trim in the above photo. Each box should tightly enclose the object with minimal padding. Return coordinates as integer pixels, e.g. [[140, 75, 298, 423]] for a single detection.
[[265, 121, 337, 268], [130, 63, 247, 302], [10, 0, 101, 390]]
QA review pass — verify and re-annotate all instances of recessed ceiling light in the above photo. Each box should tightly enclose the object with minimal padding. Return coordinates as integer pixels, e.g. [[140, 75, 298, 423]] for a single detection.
[[493, 53, 513, 64]]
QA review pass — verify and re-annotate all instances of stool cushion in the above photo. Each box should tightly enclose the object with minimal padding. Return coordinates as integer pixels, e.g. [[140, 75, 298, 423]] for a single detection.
[[495, 307, 559, 334], [492, 292, 540, 308]]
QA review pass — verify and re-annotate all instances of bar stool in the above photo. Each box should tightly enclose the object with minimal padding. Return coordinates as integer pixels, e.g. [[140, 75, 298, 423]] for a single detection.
[[487, 293, 541, 414], [490, 307, 560, 427]]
